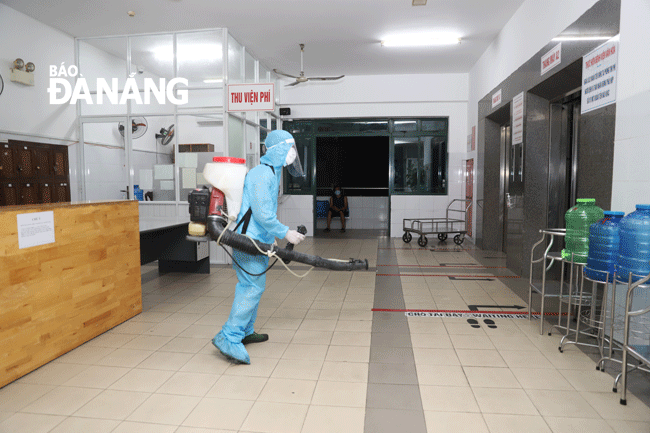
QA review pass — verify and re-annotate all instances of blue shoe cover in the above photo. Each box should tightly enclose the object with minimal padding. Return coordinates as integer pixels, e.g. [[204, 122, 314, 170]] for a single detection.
[[212, 333, 250, 364]]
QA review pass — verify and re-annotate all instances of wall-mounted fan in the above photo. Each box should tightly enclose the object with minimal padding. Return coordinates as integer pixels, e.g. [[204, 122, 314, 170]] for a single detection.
[[118, 117, 148, 139], [273, 44, 344, 87], [155, 124, 174, 146]]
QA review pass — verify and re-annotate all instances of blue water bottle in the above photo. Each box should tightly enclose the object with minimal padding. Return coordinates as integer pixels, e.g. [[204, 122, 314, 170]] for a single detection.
[[617, 204, 650, 283], [585, 211, 624, 282]]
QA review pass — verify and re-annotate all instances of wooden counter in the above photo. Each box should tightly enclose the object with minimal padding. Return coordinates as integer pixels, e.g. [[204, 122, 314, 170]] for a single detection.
[[0, 200, 142, 388]]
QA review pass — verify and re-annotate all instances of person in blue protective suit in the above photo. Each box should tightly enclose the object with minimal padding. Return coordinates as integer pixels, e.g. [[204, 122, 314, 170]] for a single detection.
[[212, 130, 305, 364]]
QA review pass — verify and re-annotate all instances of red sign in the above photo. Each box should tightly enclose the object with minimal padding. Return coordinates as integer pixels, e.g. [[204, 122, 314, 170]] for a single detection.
[[541, 43, 562, 75]]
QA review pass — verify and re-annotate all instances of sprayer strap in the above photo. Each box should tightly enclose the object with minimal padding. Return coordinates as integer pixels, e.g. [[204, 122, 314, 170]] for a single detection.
[[233, 207, 253, 235], [263, 163, 275, 175]]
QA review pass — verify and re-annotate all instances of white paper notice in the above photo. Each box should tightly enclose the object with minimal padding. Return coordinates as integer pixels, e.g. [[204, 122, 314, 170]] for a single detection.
[[182, 168, 197, 189], [154, 164, 174, 180], [160, 180, 174, 190], [177, 153, 198, 168], [582, 41, 618, 114], [512, 92, 524, 145], [17, 211, 55, 249], [139, 169, 153, 190]]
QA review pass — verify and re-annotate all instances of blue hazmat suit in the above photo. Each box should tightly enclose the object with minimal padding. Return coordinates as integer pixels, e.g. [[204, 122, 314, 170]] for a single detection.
[[212, 130, 295, 364]]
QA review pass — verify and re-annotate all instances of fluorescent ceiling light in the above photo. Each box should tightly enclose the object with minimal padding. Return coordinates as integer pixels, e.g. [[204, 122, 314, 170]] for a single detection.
[[552, 36, 614, 41], [412, 0, 427, 5], [381, 36, 460, 47], [203, 79, 223, 83]]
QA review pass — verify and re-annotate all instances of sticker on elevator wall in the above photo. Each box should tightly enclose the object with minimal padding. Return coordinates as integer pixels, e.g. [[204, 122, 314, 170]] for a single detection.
[[17, 211, 55, 249], [491, 89, 502, 108], [581, 40, 618, 114], [512, 92, 524, 145], [541, 43, 562, 75], [471, 126, 476, 151]]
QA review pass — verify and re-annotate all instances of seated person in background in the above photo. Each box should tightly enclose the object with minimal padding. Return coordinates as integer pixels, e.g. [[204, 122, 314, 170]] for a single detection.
[[325, 185, 349, 233]]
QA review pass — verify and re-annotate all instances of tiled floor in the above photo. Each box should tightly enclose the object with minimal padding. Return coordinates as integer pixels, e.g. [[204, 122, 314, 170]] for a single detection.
[[1, 234, 649, 433]]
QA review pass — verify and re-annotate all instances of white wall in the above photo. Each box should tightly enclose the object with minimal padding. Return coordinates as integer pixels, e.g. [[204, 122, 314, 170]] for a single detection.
[[0, 4, 78, 198], [279, 73, 469, 238], [0, 4, 76, 141], [610, 0, 650, 212]]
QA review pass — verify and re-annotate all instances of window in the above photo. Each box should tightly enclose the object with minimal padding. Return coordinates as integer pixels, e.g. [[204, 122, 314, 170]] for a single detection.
[[282, 118, 447, 195]]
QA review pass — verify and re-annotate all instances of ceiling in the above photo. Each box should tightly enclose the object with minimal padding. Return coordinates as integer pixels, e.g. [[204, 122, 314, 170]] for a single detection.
[[1, 0, 528, 77]]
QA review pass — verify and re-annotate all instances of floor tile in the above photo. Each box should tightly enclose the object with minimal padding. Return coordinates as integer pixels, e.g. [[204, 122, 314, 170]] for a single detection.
[[310, 380, 367, 407], [156, 372, 220, 397], [451, 334, 496, 350], [108, 368, 174, 392], [182, 398, 253, 430], [527, 389, 601, 418], [419, 385, 480, 412], [54, 345, 116, 365], [545, 416, 614, 433], [73, 389, 150, 420], [127, 393, 201, 425], [205, 373, 267, 400], [121, 335, 173, 351], [281, 344, 329, 361], [0, 383, 56, 412], [96, 348, 154, 368], [510, 368, 574, 391], [330, 331, 372, 346], [159, 337, 209, 354], [0, 413, 66, 433], [581, 392, 650, 421], [499, 350, 555, 369], [464, 366, 521, 388], [136, 351, 194, 371], [112, 421, 177, 433], [416, 364, 469, 386], [61, 365, 131, 389], [327, 345, 371, 363], [366, 383, 422, 410], [364, 408, 426, 433], [473, 387, 539, 415], [558, 369, 619, 392], [483, 414, 551, 433], [180, 353, 230, 375], [368, 362, 416, 384], [607, 420, 650, 433], [17, 362, 89, 386], [269, 358, 322, 380], [291, 330, 334, 345], [412, 348, 460, 366], [456, 349, 507, 367], [224, 357, 279, 378], [240, 401, 308, 433], [48, 416, 120, 433], [301, 405, 365, 433], [21, 385, 101, 416], [245, 342, 288, 359], [257, 378, 316, 404], [423, 412, 489, 433]]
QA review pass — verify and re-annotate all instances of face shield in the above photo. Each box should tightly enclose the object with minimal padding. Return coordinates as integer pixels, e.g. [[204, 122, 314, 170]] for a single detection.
[[285, 144, 304, 178]]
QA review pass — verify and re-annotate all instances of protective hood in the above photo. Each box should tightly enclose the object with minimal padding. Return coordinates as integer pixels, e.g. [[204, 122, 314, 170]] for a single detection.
[[261, 130, 294, 169]]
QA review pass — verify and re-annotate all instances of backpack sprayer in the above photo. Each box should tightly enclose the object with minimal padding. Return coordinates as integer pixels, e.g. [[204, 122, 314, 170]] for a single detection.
[[186, 157, 368, 273]]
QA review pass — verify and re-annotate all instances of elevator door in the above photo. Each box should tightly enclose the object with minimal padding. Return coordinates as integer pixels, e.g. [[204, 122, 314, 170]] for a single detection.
[[502, 124, 524, 274], [548, 93, 580, 230]]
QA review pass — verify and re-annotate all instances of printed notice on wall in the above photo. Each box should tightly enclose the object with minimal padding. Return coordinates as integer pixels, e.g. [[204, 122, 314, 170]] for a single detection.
[[541, 43, 562, 75], [581, 40, 618, 114], [17, 211, 55, 249], [512, 92, 524, 145], [491, 89, 502, 108]]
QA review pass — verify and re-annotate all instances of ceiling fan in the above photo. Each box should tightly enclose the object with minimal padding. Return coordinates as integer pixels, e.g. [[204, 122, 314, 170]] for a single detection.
[[273, 44, 344, 87]]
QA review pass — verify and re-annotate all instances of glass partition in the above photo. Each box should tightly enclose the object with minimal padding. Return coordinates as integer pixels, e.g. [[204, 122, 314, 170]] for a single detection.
[[245, 51, 256, 83], [177, 30, 224, 87], [130, 34, 175, 115], [131, 115, 175, 201], [81, 119, 128, 201]]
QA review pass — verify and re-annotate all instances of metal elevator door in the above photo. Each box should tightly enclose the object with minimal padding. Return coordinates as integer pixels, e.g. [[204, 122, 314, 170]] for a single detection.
[[548, 93, 581, 230], [502, 124, 524, 274]]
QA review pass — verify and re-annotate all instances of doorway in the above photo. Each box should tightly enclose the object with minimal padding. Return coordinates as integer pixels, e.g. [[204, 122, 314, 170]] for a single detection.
[[315, 135, 389, 233], [548, 91, 581, 230]]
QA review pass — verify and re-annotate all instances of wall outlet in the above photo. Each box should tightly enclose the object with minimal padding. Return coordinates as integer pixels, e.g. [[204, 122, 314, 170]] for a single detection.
[[10, 68, 34, 86]]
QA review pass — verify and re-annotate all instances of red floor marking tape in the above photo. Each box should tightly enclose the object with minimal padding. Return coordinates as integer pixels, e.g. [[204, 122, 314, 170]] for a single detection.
[[376, 273, 521, 278], [377, 264, 507, 269], [372, 308, 566, 316]]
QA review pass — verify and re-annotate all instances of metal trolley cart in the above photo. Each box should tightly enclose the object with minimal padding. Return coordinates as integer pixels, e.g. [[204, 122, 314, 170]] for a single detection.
[[402, 199, 472, 247]]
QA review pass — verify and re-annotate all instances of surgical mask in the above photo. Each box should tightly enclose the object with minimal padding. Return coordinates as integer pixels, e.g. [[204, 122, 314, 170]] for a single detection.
[[284, 144, 304, 177], [335, 191, 341, 196]]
